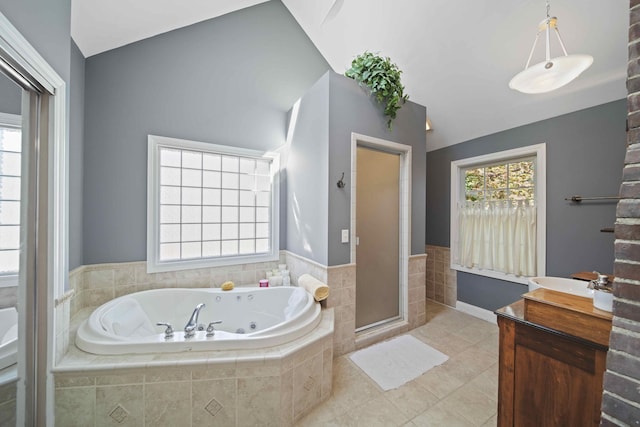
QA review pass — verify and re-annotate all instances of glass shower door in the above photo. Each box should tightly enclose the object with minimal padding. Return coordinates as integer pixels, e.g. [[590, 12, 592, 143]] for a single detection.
[[355, 146, 401, 330]]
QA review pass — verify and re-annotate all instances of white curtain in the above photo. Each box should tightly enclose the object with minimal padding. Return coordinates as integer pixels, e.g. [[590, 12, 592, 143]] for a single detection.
[[458, 200, 536, 277]]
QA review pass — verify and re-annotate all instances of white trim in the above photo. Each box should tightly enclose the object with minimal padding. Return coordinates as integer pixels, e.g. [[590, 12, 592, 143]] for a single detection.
[[0, 10, 68, 424], [455, 300, 497, 324], [350, 132, 411, 327], [450, 143, 546, 284], [147, 135, 280, 273]]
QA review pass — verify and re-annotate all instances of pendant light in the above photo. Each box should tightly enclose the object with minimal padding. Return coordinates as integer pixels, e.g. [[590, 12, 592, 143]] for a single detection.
[[509, 0, 593, 94]]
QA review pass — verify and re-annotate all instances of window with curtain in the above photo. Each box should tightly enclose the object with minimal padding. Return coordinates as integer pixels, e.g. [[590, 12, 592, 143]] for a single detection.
[[147, 135, 280, 273], [450, 144, 546, 284]]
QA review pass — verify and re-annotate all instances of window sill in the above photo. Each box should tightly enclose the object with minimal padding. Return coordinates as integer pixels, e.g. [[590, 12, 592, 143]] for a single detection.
[[450, 264, 532, 285]]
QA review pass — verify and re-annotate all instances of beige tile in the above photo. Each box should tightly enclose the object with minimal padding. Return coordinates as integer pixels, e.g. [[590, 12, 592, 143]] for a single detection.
[[56, 387, 95, 427], [414, 364, 465, 399], [384, 380, 440, 419], [191, 362, 236, 380], [114, 265, 136, 286], [468, 363, 499, 401], [237, 376, 281, 426], [145, 381, 191, 426], [55, 375, 96, 388], [438, 381, 497, 425], [411, 404, 474, 427], [293, 353, 323, 420], [410, 402, 475, 427], [86, 269, 114, 289], [294, 395, 349, 426], [281, 369, 294, 427], [482, 414, 498, 426], [95, 372, 144, 386], [332, 394, 410, 426], [141, 367, 189, 383], [330, 356, 382, 411], [451, 319, 498, 345], [192, 378, 236, 427], [95, 384, 143, 427]]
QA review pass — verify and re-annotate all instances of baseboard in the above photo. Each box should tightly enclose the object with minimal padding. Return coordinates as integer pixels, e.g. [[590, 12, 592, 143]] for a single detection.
[[455, 301, 497, 324]]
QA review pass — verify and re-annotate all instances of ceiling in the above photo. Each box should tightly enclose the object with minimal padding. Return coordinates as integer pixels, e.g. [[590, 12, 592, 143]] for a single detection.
[[71, 0, 629, 151]]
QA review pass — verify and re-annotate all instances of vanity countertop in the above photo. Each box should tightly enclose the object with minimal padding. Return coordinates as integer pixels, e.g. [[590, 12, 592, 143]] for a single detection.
[[495, 288, 612, 348]]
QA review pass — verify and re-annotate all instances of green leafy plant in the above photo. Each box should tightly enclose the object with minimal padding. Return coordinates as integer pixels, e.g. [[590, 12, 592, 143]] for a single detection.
[[345, 52, 409, 129]]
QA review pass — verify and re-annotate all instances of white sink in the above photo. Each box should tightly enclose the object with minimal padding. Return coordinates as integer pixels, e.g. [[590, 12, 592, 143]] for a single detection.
[[528, 277, 594, 299]]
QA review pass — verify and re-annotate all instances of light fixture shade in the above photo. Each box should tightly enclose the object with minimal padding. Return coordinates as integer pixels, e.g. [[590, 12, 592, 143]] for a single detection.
[[509, 54, 593, 94]]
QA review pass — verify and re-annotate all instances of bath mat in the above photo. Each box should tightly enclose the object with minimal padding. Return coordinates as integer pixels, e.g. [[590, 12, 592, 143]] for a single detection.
[[349, 335, 448, 391]]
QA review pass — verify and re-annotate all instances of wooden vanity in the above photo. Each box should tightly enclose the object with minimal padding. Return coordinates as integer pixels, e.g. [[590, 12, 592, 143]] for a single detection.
[[495, 288, 613, 427]]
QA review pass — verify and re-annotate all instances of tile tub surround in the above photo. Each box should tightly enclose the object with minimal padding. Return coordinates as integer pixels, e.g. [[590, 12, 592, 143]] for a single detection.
[[54, 309, 334, 426], [426, 245, 457, 307]]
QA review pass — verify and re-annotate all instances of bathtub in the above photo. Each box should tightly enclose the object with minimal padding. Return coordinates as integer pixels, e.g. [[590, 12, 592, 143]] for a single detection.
[[0, 307, 18, 370], [76, 286, 321, 355]]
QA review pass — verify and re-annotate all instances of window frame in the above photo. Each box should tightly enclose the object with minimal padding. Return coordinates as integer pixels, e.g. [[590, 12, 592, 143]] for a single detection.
[[147, 134, 280, 273], [450, 143, 546, 284], [0, 112, 21, 288]]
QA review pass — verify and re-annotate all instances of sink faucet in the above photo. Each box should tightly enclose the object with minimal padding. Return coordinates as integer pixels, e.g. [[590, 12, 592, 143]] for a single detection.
[[184, 303, 205, 338], [589, 271, 609, 289]]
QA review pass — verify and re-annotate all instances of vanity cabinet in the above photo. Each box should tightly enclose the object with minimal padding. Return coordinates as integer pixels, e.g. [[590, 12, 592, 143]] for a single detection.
[[496, 290, 612, 427]]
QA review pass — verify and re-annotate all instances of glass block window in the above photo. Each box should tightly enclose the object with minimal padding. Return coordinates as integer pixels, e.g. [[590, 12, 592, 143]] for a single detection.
[[0, 121, 21, 277], [147, 135, 279, 273]]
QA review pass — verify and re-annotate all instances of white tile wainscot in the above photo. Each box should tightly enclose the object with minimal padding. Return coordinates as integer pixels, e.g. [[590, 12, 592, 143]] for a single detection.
[[54, 309, 334, 426]]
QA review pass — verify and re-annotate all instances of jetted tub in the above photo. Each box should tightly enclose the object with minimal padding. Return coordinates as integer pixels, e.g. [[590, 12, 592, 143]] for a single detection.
[[0, 307, 18, 370], [76, 286, 321, 355]]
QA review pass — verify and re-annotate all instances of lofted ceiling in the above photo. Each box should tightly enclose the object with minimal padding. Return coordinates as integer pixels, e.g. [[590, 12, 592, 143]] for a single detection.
[[71, 0, 629, 151]]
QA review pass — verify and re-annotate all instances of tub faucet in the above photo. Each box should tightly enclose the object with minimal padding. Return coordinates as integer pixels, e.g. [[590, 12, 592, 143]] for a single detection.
[[184, 303, 206, 338]]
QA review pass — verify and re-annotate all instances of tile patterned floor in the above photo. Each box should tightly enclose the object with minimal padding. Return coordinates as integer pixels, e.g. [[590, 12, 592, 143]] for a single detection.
[[296, 300, 499, 426]]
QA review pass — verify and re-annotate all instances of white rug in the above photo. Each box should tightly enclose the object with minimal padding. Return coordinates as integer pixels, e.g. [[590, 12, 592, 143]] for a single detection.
[[349, 335, 449, 391]]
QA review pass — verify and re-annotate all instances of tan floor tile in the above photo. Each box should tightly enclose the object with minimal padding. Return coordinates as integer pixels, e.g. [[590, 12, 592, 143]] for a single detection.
[[332, 394, 410, 427], [438, 382, 497, 426], [414, 363, 466, 399], [410, 402, 475, 427], [482, 414, 498, 426], [468, 363, 499, 400], [384, 380, 440, 419], [295, 302, 500, 427], [451, 319, 498, 345]]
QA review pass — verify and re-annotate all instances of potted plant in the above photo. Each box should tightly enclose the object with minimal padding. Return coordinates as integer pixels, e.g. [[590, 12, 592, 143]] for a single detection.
[[345, 52, 409, 129]]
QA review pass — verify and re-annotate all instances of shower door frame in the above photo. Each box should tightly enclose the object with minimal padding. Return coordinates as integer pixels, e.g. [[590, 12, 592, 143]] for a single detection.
[[350, 132, 411, 333], [0, 10, 69, 425]]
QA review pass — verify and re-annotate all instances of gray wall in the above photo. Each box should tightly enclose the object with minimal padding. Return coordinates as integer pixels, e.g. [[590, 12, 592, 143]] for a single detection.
[[0, 75, 21, 114], [286, 71, 427, 266], [328, 72, 426, 265], [69, 40, 85, 270], [426, 99, 627, 310], [286, 73, 329, 264], [82, 1, 330, 264]]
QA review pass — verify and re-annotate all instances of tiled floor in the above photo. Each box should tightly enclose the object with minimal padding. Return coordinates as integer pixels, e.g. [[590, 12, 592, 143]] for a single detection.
[[296, 300, 499, 426]]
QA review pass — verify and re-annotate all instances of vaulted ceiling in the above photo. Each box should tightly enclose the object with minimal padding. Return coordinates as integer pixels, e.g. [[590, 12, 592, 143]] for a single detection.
[[71, 0, 628, 151]]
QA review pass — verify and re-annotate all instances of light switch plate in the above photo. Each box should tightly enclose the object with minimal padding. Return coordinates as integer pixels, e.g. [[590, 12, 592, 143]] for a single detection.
[[341, 229, 349, 243]]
